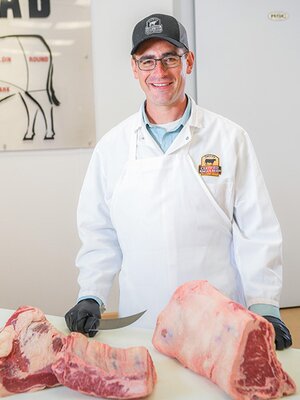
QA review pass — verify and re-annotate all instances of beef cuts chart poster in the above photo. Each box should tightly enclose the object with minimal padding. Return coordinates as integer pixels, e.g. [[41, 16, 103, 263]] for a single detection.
[[0, 0, 95, 151]]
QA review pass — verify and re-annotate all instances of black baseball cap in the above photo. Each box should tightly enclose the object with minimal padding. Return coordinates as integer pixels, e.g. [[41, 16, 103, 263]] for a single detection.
[[131, 13, 189, 55]]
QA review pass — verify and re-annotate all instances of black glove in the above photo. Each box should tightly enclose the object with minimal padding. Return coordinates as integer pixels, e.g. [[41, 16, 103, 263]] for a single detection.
[[263, 315, 292, 350], [65, 299, 101, 338]]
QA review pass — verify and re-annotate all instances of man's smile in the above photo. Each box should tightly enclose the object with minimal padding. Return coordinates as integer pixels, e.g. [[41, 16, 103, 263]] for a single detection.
[[149, 82, 173, 88]]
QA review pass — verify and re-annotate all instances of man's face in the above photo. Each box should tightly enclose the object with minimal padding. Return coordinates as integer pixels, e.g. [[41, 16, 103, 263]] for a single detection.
[[131, 39, 194, 109]]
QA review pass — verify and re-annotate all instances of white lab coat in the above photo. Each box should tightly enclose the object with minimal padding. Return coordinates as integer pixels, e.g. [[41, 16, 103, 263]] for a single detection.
[[76, 99, 282, 328]]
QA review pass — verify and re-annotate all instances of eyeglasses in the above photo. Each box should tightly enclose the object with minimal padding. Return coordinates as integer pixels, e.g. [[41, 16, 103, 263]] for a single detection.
[[134, 53, 188, 71]]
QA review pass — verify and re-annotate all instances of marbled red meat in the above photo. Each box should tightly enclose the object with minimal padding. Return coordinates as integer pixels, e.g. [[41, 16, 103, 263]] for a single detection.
[[52, 332, 157, 399], [0, 306, 64, 397], [152, 280, 296, 400], [0, 306, 156, 399]]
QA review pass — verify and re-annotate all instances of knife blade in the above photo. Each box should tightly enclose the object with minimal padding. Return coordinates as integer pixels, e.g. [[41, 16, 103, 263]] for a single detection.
[[88, 310, 146, 332]]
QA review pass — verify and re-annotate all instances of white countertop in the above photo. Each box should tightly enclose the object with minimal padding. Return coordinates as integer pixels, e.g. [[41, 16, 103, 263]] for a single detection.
[[1, 308, 299, 399]]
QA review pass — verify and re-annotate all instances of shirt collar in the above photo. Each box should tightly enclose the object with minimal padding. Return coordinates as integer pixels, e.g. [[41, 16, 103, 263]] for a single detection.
[[135, 96, 203, 133], [142, 96, 191, 131]]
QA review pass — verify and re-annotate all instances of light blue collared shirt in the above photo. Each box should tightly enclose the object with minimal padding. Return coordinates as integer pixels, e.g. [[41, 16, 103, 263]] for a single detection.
[[142, 96, 191, 152]]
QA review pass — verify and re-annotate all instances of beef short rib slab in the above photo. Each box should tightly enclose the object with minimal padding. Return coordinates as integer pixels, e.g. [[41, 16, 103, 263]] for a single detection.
[[0, 306, 64, 397], [1, 307, 157, 399], [152, 280, 296, 400], [52, 332, 157, 399]]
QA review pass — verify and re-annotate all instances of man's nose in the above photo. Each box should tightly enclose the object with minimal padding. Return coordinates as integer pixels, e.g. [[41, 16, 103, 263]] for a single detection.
[[153, 59, 168, 74]]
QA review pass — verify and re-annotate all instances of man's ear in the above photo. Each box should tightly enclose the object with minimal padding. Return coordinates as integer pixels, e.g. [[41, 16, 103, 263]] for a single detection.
[[131, 57, 139, 79], [186, 51, 195, 75]]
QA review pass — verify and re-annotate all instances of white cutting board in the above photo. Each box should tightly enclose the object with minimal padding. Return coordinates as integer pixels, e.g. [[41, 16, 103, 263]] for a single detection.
[[1, 309, 299, 399]]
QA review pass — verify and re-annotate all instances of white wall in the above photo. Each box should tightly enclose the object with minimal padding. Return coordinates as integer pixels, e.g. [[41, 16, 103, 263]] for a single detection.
[[194, 0, 300, 307], [0, 149, 88, 315], [173, 0, 197, 100], [0, 0, 173, 316]]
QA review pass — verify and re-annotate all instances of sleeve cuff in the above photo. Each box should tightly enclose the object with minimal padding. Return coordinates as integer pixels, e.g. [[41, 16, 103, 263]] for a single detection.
[[249, 303, 281, 319], [77, 295, 106, 314]]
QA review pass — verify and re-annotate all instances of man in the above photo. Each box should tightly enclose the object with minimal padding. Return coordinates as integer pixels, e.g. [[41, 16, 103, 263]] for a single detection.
[[65, 13, 292, 349]]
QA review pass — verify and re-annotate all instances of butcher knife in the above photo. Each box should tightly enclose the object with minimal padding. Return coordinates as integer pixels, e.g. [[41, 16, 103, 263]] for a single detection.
[[88, 310, 146, 332]]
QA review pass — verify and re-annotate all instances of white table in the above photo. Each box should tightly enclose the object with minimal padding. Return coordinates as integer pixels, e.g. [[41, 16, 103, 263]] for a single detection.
[[1, 308, 299, 399]]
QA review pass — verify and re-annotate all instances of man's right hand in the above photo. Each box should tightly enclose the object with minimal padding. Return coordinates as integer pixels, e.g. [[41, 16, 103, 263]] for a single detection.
[[65, 299, 101, 337]]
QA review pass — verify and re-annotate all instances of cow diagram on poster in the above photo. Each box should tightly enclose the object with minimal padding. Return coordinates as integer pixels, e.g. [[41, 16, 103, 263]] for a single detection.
[[0, 34, 60, 141], [0, 0, 95, 151]]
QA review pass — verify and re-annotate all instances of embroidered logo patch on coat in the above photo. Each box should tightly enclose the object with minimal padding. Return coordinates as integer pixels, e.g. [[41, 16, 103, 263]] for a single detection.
[[199, 154, 222, 176]]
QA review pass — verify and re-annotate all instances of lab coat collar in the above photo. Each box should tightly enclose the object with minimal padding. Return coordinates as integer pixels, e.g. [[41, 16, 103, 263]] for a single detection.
[[163, 99, 204, 154], [189, 98, 204, 130]]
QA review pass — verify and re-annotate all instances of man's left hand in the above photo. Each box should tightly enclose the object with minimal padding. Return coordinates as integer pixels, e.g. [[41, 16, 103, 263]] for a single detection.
[[263, 315, 292, 350]]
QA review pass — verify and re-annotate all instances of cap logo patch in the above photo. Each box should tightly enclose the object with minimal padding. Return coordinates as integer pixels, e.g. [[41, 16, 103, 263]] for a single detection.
[[199, 154, 222, 177], [145, 17, 163, 35]]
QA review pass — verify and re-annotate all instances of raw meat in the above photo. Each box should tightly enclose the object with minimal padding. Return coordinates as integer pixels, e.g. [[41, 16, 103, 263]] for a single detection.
[[152, 280, 296, 400], [0, 306, 64, 397], [0, 306, 157, 399], [52, 332, 157, 399]]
